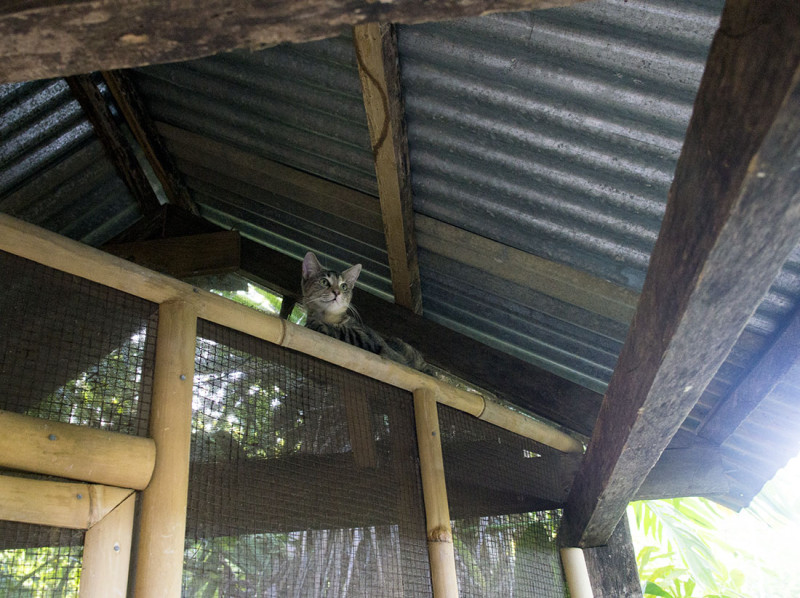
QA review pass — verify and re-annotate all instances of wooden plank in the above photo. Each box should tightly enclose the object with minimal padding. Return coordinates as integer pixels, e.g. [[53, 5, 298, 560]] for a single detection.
[[80, 493, 136, 598], [583, 517, 642, 598], [0, 0, 587, 84], [354, 23, 422, 314], [416, 215, 638, 325], [103, 230, 241, 278], [0, 410, 155, 489], [414, 388, 458, 598], [561, 0, 800, 547], [101, 69, 198, 214], [135, 301, 197, 598], [64, 75, 161, 215], [697, 304, 800, 444], [0, 475, 133, 530]]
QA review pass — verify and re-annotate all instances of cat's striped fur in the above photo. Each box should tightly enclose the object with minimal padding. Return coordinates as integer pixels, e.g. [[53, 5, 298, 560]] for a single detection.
[[301, 252, 430, 372]]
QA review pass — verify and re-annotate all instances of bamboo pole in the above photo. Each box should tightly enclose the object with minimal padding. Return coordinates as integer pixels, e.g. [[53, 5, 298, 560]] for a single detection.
[[414, 388, 459, 598], [560, 547, 594, 598], [80, 493, 136, 598], [0, 410, 155, 489], [0, 475, 133, 529], [134, 300, 197, 598], [0, 213, 581, 454]]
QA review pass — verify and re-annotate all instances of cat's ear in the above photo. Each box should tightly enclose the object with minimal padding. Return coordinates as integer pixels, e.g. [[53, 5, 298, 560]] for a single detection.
[[302, 252, 323, 280], [342, 263, 362, 287]]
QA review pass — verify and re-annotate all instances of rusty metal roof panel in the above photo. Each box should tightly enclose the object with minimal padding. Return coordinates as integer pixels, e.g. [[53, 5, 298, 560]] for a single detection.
[[0, 79, 141, 245]]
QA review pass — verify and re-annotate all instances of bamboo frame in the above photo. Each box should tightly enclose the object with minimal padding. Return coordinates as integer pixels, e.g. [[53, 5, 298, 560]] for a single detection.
[[0, 475, 133, 530], [0, 214, 582, 454], [0, 410, 155, 489], [80, 493, 136, 598], [414, 388, 459, 597], [0, 213, 584, 596], [0, 475, 135, 598], [134, 300, 198, 597]]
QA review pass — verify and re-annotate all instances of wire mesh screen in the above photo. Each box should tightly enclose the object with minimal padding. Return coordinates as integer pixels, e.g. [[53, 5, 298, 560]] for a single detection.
[[0, 250, 159, 596], [438, 404, 572, 598], [0, 251, 158, 435], [185, 320, 432, 597]]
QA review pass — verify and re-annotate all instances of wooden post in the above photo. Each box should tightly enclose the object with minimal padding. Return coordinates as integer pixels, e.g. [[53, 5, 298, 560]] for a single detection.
[[413, 388, 458, 598], [0, 410, 155, 489], [134, 300, 197, 597], [80, 493, 137, 598]]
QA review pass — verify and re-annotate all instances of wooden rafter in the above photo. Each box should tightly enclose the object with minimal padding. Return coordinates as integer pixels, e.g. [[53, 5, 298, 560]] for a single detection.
[[65, 74, 161, 215], [101, 70, 198, 214], [103, 230, 241, 279], [561, 0, 800, 548], [354, 23, 423, 314], [1, 0, 588, 84], [697, 304, 800, 444]]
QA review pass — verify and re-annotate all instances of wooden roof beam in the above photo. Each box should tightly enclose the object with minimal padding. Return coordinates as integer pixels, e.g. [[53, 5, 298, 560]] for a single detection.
[[65, 74, 161, 216], [697, 303, 800, 445], [0, 1, 588, 84], [354, 23, 423, 314], [561, 0, 800, 548], [101, 70, 199, 214]]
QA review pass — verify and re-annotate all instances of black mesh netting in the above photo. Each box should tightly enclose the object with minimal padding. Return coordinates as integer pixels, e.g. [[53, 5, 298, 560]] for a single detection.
[[184, 320, 432, 597], [439, 404, 572, 598], [0, 250, 158, 596]]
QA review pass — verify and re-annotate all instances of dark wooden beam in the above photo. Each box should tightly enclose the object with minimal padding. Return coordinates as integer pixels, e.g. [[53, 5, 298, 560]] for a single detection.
[[65, 74, 161, 215], [697, 304, 800, 444], [1, 0, 587, 84], [354, 23, 422, 315], [101, 70, 198, 214], [103, 230, 241, 279], [561, 0, 800, 548], [583, 517, 642, 598]]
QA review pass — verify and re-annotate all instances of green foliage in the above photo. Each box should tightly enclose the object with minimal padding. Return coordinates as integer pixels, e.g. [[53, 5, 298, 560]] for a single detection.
[[631, 498, 747, 598], [210, 283, 283, 315], [0, 545, 82, 596]]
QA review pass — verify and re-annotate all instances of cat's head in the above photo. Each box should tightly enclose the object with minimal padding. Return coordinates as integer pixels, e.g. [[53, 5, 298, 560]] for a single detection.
[[301, 252, 362, 324]]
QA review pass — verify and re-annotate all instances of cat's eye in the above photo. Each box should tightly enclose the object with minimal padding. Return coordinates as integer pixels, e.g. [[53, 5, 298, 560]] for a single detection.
[[340, 283, 349, 291], [319, 279, 330, 287]]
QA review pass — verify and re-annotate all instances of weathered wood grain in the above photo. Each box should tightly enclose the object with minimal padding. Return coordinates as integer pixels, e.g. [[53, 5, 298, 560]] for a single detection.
[[101, 69, 198, 214], [65, 74, 161, 215], [354, 22, 423, 314], [1, 0, 588, 84], [562, 0, 800, 547]]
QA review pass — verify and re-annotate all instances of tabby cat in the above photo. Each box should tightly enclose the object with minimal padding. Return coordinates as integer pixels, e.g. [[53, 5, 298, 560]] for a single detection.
[[301, 252, 431, 373]]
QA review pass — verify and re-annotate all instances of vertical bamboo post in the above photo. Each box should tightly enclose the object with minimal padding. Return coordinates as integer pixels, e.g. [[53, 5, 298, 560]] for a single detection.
[[80, 493, 136, 598], [134, 300, 197, 597], [413, 388, 459, 598], [560, 547, 594, 598]]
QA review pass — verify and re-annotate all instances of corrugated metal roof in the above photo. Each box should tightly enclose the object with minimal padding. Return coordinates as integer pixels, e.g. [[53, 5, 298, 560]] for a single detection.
[[131, 35, 393, 298], [399, 0, 724, 292], [395, 0, 724, 392], [0, 79, 142, 245]]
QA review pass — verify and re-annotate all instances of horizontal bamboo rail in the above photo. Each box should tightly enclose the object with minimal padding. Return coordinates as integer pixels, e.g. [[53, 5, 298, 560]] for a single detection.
[[0, 410, 156, 489], [0, 214, 583, 453], [0, 474, 133, 529]]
